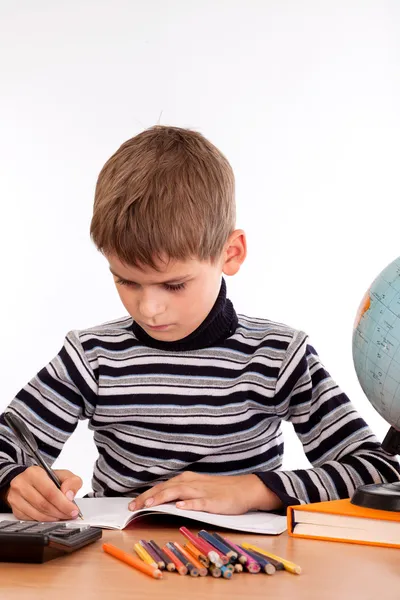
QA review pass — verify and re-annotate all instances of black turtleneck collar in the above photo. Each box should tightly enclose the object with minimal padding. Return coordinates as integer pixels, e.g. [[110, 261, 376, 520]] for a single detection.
[[131, 278, 238, 352]]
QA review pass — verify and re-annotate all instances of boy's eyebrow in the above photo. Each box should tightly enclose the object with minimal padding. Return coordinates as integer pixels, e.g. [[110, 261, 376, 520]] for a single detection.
[[109, 267, 191, 285]]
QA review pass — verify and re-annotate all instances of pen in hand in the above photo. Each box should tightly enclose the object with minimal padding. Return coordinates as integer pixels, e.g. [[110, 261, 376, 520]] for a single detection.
[[4, 411, 84, 520]]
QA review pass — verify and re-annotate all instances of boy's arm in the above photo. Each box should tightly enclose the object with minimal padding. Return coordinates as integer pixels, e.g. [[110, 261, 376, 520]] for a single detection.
[[257, 331, 400, 508], [0, 330, 98, 509]]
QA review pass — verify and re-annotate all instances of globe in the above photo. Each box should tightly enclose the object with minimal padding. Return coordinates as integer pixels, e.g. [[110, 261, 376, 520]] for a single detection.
[[352, 256, 400, 429], [351, 256, 400, 511]]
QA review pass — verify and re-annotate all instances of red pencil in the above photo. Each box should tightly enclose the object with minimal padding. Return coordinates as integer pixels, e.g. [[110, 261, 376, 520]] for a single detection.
[[162, 544, 188, 576], [179, 526, 222, 566]]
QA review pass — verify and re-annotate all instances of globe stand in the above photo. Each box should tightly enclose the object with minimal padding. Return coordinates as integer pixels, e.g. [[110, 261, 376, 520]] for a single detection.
[[381, 426, 400, 455], [351, 426, 400, 512]]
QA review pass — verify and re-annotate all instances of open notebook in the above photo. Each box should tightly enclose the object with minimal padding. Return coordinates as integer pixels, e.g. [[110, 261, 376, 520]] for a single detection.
[[0, 497, 287, 535]]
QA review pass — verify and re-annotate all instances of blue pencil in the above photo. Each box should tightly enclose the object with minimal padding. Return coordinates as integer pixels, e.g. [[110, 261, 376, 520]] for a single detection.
[[198, 530, 229, 564], [209, 532, 238, 562], [166, 542, 199, 577], [220, 564, 233, 579], [247, 548, 285, 571]]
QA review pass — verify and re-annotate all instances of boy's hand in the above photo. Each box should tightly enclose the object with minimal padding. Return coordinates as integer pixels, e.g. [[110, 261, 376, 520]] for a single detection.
[[5, 466, 83, 521], [129, 472, 282, 514]]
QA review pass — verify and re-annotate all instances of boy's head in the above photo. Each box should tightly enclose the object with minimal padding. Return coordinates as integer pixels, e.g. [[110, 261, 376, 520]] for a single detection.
[[90, 126, 246, 341]]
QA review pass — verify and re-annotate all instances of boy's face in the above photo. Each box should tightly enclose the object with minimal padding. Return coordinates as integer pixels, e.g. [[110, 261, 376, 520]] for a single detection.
[[107, 254, 226, 342]]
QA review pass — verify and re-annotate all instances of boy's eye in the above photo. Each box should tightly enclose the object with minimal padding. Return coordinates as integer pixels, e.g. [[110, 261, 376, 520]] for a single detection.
[[163, 283, 186, 292], [115, 279, 186, 292], [115, 278, 136, 287]]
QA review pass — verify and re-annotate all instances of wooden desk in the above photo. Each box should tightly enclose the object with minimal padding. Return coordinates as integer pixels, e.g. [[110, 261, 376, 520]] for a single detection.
[[0, 517, 398, 600]]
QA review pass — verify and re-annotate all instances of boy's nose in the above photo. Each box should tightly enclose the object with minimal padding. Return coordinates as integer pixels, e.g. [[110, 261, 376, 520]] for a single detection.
[[138, 295, 166, 320]]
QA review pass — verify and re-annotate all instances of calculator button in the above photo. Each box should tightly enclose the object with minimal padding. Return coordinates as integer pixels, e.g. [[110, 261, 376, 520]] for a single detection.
[[4, 522, 39, 532], [0, 521, 18, 530], [27, 524, 65, 534], [49, 529, 78, 538]]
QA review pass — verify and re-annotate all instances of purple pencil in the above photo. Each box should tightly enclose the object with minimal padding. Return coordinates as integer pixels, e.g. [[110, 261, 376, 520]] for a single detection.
[[139, 539, 165, 570]]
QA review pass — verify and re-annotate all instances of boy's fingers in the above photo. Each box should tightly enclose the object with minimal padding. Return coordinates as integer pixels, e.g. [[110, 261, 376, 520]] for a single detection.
[[11, 495, 62, 522], [57, 470, 83, 497], [133, 474, 202, 509], [27, 471, 79, 517], [143, 485, 202, 508], [176, 496, 242, 514], [13, 484, 72, 520], [59, 479, 83, 501], [9, 468, 74, 518], [133, 482, 171, 509], [176, 498, 210, 512]]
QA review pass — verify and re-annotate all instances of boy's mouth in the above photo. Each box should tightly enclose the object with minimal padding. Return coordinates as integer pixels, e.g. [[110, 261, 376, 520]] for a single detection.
[[143, 323, 172, 331]]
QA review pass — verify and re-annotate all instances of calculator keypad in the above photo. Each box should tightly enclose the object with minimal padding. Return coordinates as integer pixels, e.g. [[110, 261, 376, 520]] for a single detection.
[[0, 520, 102, 562]]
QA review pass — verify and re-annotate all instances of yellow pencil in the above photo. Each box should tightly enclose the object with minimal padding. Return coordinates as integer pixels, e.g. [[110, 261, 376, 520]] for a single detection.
[[134, 542, 158, 567], [241, 543, 302, 575]]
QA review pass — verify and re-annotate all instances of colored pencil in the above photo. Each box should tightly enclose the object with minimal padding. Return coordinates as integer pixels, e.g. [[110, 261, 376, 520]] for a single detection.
[[209, 564, 222, 578], [220, 565, 233, 579], [198, 530, 229, 564], [221, 539, 260, 573], [179, 526, 222, 567], [239, 546, 276, 575], [162, 544, 188, 575], [134, 542, 158, 567], [149, 540, 175, 572], [222, 536, 247, 564], [210, 532, 238, 562], [102, 543, 163, 579], [241, 543, 302, 575], [139, 539, 165, 570], [175, 542, 208, 577], [234, 563, 243, 573], [167, 542, 199, 577], [247, 549, 284, 571], [184, 540, 210, 567], [194, 533, 227, 565]]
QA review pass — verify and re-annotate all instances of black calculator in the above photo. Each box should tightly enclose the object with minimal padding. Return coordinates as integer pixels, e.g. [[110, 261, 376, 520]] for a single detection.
[[0, 520, 102, 563]]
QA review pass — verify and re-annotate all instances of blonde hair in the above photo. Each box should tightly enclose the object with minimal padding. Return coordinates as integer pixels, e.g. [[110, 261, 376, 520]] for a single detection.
[[90, 126, 235, 269]]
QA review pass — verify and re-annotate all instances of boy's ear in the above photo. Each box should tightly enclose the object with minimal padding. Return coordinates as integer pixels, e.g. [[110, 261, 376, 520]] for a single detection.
[[222, 229, 247, 276]]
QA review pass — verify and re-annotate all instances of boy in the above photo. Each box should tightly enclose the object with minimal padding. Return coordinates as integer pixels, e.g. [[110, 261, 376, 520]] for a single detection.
[[0, 126, 399, 522]]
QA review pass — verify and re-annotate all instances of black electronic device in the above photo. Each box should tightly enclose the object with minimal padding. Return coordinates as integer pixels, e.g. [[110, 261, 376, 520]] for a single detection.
[[0, 520, 102, 563]]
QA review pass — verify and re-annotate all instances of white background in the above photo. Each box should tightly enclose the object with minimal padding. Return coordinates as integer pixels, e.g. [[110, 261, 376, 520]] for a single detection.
[[1, 0, 399, 495]]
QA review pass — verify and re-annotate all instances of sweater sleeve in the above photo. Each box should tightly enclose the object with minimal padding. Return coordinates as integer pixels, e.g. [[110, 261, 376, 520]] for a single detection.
[[0, 330, 98, 510], [257, 331, 400, 508]]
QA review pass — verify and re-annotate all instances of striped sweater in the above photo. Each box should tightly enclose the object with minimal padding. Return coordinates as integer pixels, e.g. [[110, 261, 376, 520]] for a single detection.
[[1, 281, 399, 510]]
